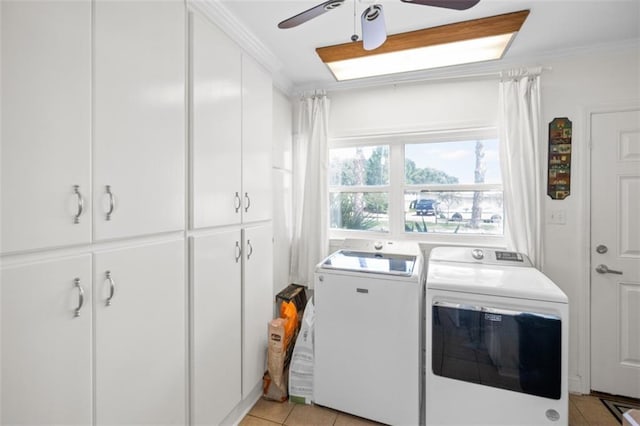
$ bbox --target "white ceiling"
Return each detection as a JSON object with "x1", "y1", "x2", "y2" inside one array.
[{"x1": 215, "y1": 0, "x2": 640, "y2": 92}]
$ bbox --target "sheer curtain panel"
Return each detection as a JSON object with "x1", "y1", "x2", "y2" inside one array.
[
  {"x1": 498, "y1": 69, "x2": 544, "y2": 268},
  {"x1": 290, "y1": 92, "x2": 330, "y2": 287}
]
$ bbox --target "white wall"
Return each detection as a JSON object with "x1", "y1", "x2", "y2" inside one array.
[
  {"x1": 326, "y1": 43, "x2": 640, "y2": 394},
  {"x1": 272, "y1": 87, "x2": 293, "y2": 297},
  {"x1": 329, "y1": 78, "x2": 499, "y2": 138},
  {"x1": 540, "y1": 46, "x2": 640, "y2": 393}
]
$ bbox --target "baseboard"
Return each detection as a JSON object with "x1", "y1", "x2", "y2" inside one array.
[
  {"x1": 569, "y1": 374, "x2": 589, "y2": 395},
  {"x1": 221, "y1": 381, "x2": 263, "y2": 426}
]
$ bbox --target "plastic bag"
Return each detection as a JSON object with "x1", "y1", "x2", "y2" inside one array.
[{"x1": 288, "y1": 297, "x2": 315, "y2": 404}]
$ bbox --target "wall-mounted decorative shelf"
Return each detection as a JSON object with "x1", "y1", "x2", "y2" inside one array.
[{"x1": 547, "y1": 117, "x2": 572, "y2": 200}]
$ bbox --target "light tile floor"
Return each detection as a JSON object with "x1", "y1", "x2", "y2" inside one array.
[{"x1": 240, "y1": 393, "x2": 628, "y2": 426}]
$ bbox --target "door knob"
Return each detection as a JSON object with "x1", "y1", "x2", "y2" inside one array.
[
  {"x1": 595, "y1": 264, "x2": 623, "y2": 275},
  {"x1": 595, "y1": 244, "x2": 608, "y2": 254}
]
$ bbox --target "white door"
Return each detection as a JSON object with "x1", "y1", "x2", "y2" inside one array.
[
  {"x1": 191, "y1": 231, "x2": 242, "y2": 424},
  {"x1": 242, "y1": 224, "x2": 274, "y2": 397},
  {"x1": 94, "y1": 239, "x2": 186, "y2": 424},
  {"x1": 190, "y1": 12, "x2": 242, "y2": 229},
  {"x1": 1, "y1": 255, "x2": 92, "y2": 425},
  {"x1": 241, "y1": 56, "x2": 273, "y2": 223},
  {"x1": 590, "y1": 108, "x2": 640, "y2": 398},
  {"x1": 1, "y1": 0, "x2": 91, "y2": 253},
  {"x1": 93, "y1": 0, "x2": 185, "y2": 241}
]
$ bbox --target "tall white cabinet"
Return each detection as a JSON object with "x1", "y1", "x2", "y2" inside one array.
[
  {"x1": 1, "y1": 2, "x2": 275, "y2": 425},
  {"x1": 93, "y1": 0, "x2": 185, "y2": 241},
  {"x1": 189, "y1": 10, "x2": 274, "y2": 423},
  {"x1": 1, "y1": 255, "x2": 93, "y2": 425},
  {"x1": 1, "y1": 0, "x2": 91, "y2": 253},
  {"x1": 241, "y1": 225, "x2": 274, "y2": 398},
  {"x1": 190, "y1": 12, "x2": 272, "y2": 229},
  {"x1": 94, "y1": 240, "x2": 186, "y2": 425},
  {"x1": 1, "y1": 1, "x2": 188, "y2": 425},
  {"x1": 241, "y1": 56, "x2": 273, "y2": 224},
  {"x1": 191, "y1": 231, "x2": 243, "y2": 425},
  {"x1": 1, "y1": 0, "x2": 186, "y2": 253},
  {"x1": 190, "y1": 13, "x2": 242, "y2": 229}
]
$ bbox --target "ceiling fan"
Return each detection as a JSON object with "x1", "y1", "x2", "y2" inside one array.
[{"x1": 278, "y1": 0, "x2": 480, "y2": 50}]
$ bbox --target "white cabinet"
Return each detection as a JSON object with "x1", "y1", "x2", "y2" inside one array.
[
  {"x1": 93, "y1": 239, "x2": 186, "y2": 425},
  {"x1": 190, "y1": 231, "x2": 242, "y2": 425},
  {"x1": 93, "y1": 0, "x2": 185, "y2": 241},
  {"x1": 190, "y1": 13, "x2": 242, "y2": 229},
  {"x1": 241, "y1": 56, "x2": 273, "y2": 224},
  {"x1": 1, "y1": 255, "x2": 92, "y2": 425},
  {"x1": 1, "y1": 0, "x2": 186, "y2": 253},
  {"x1": 242, "y1": 224, "x2": 274, "y2": 397},
  {"x1": 191, "y1": 225, "x2": 273, "y2": 414},
  {"x1": 1, "y1": 0, "x2": 91, "y2": 254},
  {"x1": 190, "y1": 12, "x2": 272, "y2": 229}
]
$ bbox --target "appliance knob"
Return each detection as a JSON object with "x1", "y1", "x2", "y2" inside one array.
[
  {"x1": 545, "y1": 409, "x2": 560, "y2": 422},
  {"x1": 471, "y1": 249, "x2": 484, "y2": 260}
]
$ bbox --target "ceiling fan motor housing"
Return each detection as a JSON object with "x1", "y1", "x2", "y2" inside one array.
[{"x1": 362, "y1": 4, "x2": 387, "y2": 50}]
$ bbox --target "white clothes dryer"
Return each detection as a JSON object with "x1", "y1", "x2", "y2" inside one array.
[
  {"x1": 425, "y1": 247, "x2": 569, "y2": 426},
  {"x1": 314, "y1": 239, "x2": 424, "y2": 426}
]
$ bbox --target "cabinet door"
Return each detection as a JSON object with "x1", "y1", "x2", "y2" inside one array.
[
  {"x1": 241, "y1": 55, "x2": 273, "y2": 223},
  {"x1": 1, "y1": 0, "x2": 91, "y2": 253},
  {"x1": 1, "y1": 255, "x2": 92, "y2": 425},
  {"x1": 93, "y1": 0, "x2": 185, "y2": 241},
  {"x1": 242, "y1": 224, "x2": 274, "y2": 397},
  {"x1": 190, "y1": 12, "x2": 242, "y2": 229},
  {"x1": 94, "y1": 239, "x2": 186, "y2": 425},
  {"x1": 191, "y1": 231, "x2": 242, "y2": 424}
]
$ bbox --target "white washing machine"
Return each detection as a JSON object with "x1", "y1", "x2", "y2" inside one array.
[
  {"x1": 314, "y1": 239, "x2": 424, "y2": 426},
  {"x1": 425, "y1": 247, "x2": 569, "y2": 426}
]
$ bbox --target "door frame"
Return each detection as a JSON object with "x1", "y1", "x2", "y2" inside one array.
[{"x1": 581, "y1": 102, "x2": 640, "y2": 395}]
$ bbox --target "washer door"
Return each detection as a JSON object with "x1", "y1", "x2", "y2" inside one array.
[{"x1": 432, "y1": 301, "x2": 562, "y2": 399}]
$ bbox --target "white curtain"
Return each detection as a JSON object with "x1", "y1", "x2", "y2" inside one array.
[
  {"x1": 289, "y1": 92, "x2": 330, "y2": 287},
  {"x1": 498, "y1": 69, "x2": 544, "y2": 268}
]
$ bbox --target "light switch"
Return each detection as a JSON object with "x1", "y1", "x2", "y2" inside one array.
[{"x1": 547, "y1": 209, "x2": 566, "y2": 225}]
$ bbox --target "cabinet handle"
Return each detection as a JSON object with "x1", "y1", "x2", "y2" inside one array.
[
  {"x1": 105, "y1": 270, "x2": 116, "y2": 306},
  {"x1": 244, "y1": 192, "x2": 251, "y2": 213},
  {"x1": 105, "y1": 185, "x2": 115, "y2": 221},
  {"x1": 235, "y1": 241, "x2": 242, "y2": 263},
  {"x1": 73, "y1": 277, "x2": 84, "y2": 318},
  {"x1": 234, "y1": 192, "x2": 242, "y2": 213},
  {"x1": 73, "y1": 185, "x2": 84, "y2": 224},
  {"x1": 246, "y1": 239, "x2": 253, "y2": 260}
]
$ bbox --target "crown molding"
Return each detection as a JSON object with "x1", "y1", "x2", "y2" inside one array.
[{"x1": 187, "y1": 0, "x2": 294, "y2": 94}]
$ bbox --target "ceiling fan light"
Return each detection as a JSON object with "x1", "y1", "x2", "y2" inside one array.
[
  {"x1": 316, "y1": 10, "x2": 529, "y2": 81},
  {"x1": 361, "y1": 4, "x2": 387, "y2": 51},
  {"x1": 326, "y1": 33, "x2": 514, "y2": 80}
]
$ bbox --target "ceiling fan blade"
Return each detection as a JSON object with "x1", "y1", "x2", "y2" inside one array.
[
  {"x1": 278, "y1": 0, "x2": 346, "y2": 29},
  {"x1": 400, "y1": 0, "x2": 480, "y2": 10}
]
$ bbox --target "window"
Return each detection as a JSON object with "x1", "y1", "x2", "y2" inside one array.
[
  {"x1": 328, "y1": 130, "x2": 503, "y2": 240},
  {"x1": 329, "y1": 145, "x2": 390, "y2": 232}
]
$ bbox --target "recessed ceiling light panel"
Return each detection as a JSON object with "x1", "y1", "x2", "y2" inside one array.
[{"x1": 316, "y1": 10, "x2": 530, "y2": 81}]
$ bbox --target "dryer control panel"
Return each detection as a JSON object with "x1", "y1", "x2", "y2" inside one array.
[{"x1": 430, "y1": 247, "x2": 532, "y2": 267}]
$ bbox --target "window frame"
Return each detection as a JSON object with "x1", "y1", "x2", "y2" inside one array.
[{"x1": 328, "y1": 127, "x2": 505, "y2": 246}]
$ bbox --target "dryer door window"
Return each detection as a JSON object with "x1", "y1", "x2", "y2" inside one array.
[{"x1": 432, "y1": 302, "x2": 561, "y2": 399}]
